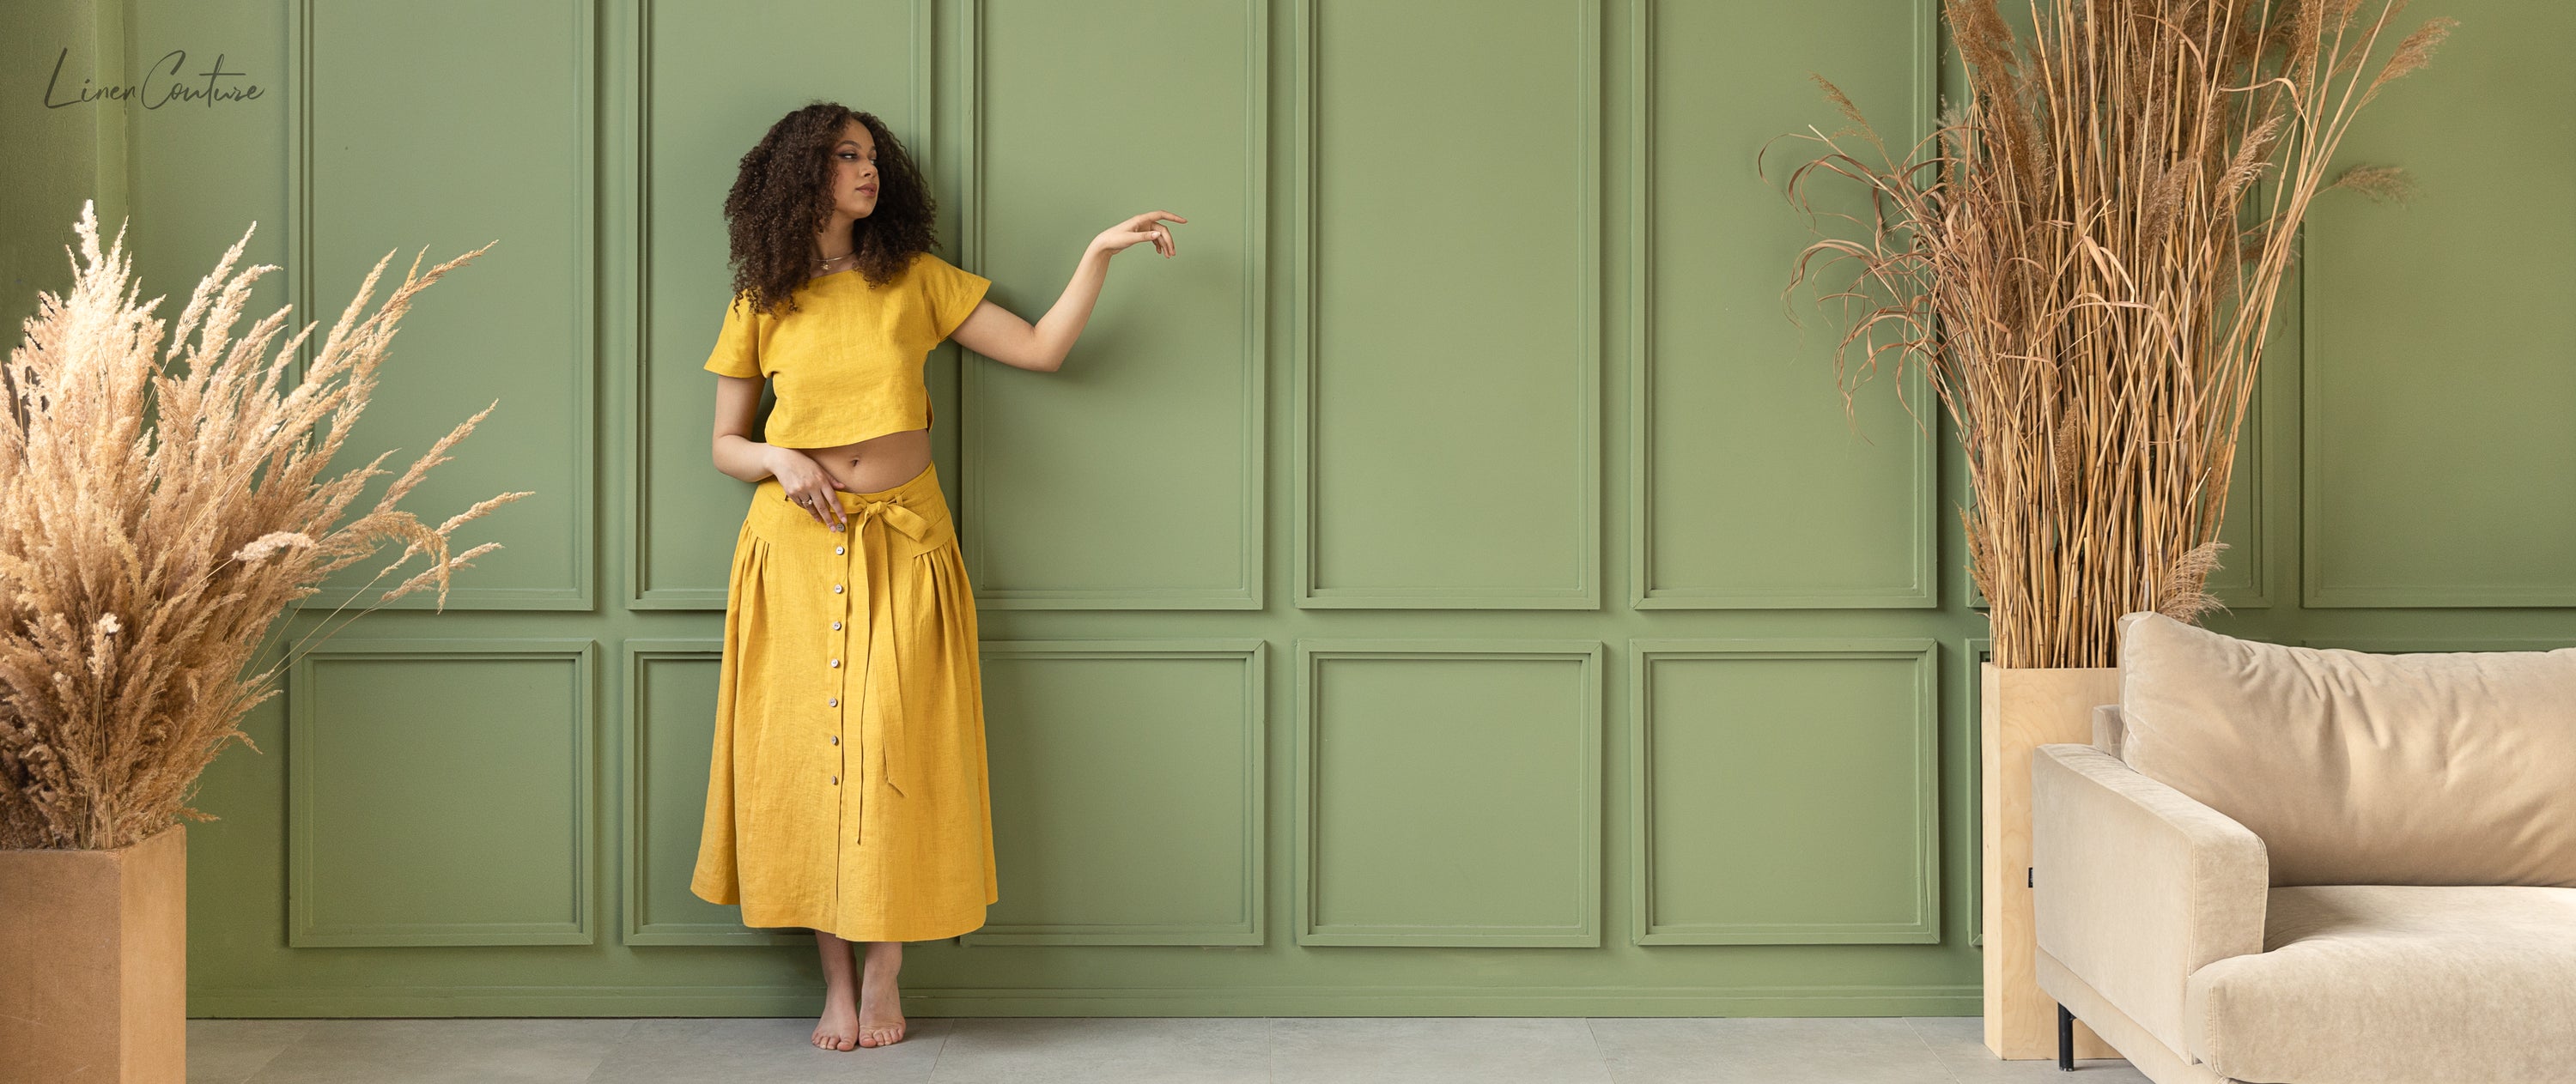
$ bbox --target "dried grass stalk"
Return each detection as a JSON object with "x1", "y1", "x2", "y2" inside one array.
[
  {"x1": 1776, "y1": 0, "x2": 2451, "y2": 667},
  {"x1": 0, "y1": 201, "x2": 530, "y2": 850}
]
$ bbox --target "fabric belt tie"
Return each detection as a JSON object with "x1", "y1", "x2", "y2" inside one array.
[{"x1": 846, "y1": 497, "x2": 931, "y2": 843}]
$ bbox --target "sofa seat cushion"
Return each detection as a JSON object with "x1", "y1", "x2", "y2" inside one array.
[{"x1": 2186, "y1": 885, "x2": 2576, "y2": 1083}]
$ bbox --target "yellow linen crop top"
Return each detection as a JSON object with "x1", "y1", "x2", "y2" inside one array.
[{"x1": 702, "y1": 250, "x2": 993, "y2": 447}]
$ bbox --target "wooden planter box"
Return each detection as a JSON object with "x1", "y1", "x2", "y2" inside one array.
[
  {"x1": 1980, "y1": 663, "x2": 2117, "y2": 1061},
  {"x1": 0, "y1": 823, "x2": 186, "y2": 1083}
]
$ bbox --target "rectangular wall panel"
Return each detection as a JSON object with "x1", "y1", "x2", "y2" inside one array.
[
  {"x1": 959, "y1": 0, "x2": 1267, "y2": 609},
  {"x1": 289, "y1": 0, "x2": 593, "y2": 610},
  {"x1": 1962, "y1": 636, "x2": 1990, "y2": 949},
  {"x1": 2303, "y1": 0, "x2": 2576, "y2": 607},
  {"x1": 1293, "y1": 0, "x2": 1602, "y2": 609},
  {"x1": 1296, "y1": 640, "x2": 1601, "y2": 945},
  {"x1": 630, "y1": 0, "x2": 927, "y2": 609},
  {"x1": 621, "y1": 640, "x2": 804, "y2": 945},
  {"x1": 964, "y1": 641, "x2": 1266, "y2": 945},
  {"x1": 289, "y1": 639, "x2": 597, "y2": 947},
  {"x1": 1631, "y1": 0, "x2": 1932, "y2": 609},
  {"x1": 2202, "y1": 399, "x2": 2269, "y2": 605},
  {"x1": 1630, "y1": 639, "x2": 1938, "y2": 944}
]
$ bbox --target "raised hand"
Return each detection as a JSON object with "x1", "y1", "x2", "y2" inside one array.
[{"x1": 1091, "y1": 210, "x2": 1187, "y2": 259}]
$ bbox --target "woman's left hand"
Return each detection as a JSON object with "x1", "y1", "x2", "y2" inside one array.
[{"x1": 1091, "y1": 210, "x2": 1187, "y2": 258}]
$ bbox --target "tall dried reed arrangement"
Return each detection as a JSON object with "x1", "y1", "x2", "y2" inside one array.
[
  {"x1": 1778, "y1": 0, "x2": 2450, "y2": 667},
  {"x1": 0, "y1": 200, "x2": 528, "y2": 850}
]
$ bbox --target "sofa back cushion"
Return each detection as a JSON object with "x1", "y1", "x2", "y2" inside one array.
[{"x1": 2116, "y1": 612, "x2": 2576, "y2": 887}]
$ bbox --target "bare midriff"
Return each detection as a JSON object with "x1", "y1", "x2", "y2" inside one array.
[{"x1": 781, "y1": 427, "x2": 931, "y2": 495}]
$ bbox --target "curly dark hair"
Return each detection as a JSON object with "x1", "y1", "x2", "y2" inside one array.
[{"x1": 720, "y1": 102, "x2": 939, "y2": 318}]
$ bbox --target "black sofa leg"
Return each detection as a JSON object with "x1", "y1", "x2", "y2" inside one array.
[{"x1": 2057, "y1": 1002, "x2": 2076, "y2": 1071}]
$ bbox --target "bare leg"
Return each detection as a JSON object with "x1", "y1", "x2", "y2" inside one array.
[
  {"x1": 811, "y1": 930, "x2": 860, "y2": 1051},
  {"x1": 857, "y1": 940, "x2": 908, "y2": 1047}
]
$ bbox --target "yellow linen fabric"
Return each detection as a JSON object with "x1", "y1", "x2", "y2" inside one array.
[
  {"x1": 690, "y1": 460, "x2": 998, "y2": 942},
  {"x1": 702, "y1": 251, "x2": 993, "y2": 448}
]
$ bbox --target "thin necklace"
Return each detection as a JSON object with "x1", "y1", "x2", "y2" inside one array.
[{"x1": 813, "y1": 245, "x2": 857, "y2": 271}]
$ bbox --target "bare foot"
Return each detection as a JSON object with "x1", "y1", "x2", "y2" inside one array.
[
  {"x1": 857, "y1": 950, "x2": 907, "y2": 1047},
  {"x1": 812, "y1": 983, "x2": 860, "y2": 1051}
]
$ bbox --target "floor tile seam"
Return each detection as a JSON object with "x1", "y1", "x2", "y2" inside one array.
[
  {"x1": 569, "y1": 1018, "x2": 644, "y2": 1083},
  {"x1": 1581, "y1": 1017, "x2": 1617, "y2": 1083},
  {"x1": 922, "y1": 1013, "x2": 955, "y2": 1081},
  {"x1": 233, "y1": 1020, "x2": 314, "y2": 1084},
  {"x1": 1900, "y1": 1016, "x2": 1975, "y2": 1084}
]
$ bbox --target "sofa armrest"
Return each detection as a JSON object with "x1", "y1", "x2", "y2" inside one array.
[
  {"x1": 2091, "y1": 704, "x2": 2125, "y2": 756},
  {"x1": 2032, "y1": 742, "x2": 2269, "y2": 1059}
]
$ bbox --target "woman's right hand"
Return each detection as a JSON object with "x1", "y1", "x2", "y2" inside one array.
[{"x1": 765, "y1": 445, "x2": 851, "y2": 531}]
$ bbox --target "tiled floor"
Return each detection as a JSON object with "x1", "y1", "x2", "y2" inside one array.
[{"x1": 188, "y1": 1014, "x2": 2152, "y2": 1083}]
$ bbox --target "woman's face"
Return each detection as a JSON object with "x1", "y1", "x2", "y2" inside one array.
[{"x1": 829, "y1": 118, "x2": 880, "y2": 219}]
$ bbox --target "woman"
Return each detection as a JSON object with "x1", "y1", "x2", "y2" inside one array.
[{"x1": 689, "y1": 102, "x2": 1182, "y2": 1052}]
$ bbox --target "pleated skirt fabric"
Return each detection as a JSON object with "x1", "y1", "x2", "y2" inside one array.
[{"x1": 690, "y1": 460, "x2": 998, "y2": 942}]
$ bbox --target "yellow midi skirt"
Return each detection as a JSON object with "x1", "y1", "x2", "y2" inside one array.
[{"x1": 690, "y1": 459, "x2": 998, "y2": 942}]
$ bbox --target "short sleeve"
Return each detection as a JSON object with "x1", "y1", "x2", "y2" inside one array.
[
  {"x1": 702, "y1": 293, "x2": 762, "y2": 378},
  {"x1": 917, "y1": 252, "x2": 993, "y2": 342}
]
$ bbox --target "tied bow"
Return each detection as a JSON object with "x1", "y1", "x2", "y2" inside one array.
[
  {"x1": 848, "y1": 498, "x2": 933, "y2": 543},
  {"x1": 841, "y1": 495, "x2": 933, "y2": 839}
]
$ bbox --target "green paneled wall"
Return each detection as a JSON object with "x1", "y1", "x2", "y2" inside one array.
[
  {"x1": 1631, "y1": 641, "x2": 1938, "y2": 945},
  {"x1": 1297, "y1": 641, "x2": 1603, "y2": 946},
  {"x1": 1299, "y1": 0, "x2": 1601, "y2": 607},
  {"x1": 972, "y1": 641, "x2": 1266, "y2": 946},
  {"x1": 2301, "y1": 1, "x2": 2576, "y2": 607},
  {"x1": 1637, "y1": 0, "x2": 1935, "y2": 609},
  {"x1": 1, "y1": 0, "x2": 2560, "y2": 1018},
  {"x1": 963, "y1": 0, "x2": 1266, "y2": 609},
  {"x1": 285, "y1": 3, "x2": 598, "y2": 610}
]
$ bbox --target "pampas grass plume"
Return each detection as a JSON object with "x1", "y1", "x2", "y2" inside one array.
[{"x1": 0, "y1": 201, "x2": 530, "y2": 849}]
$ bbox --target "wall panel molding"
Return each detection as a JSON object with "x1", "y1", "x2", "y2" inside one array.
[
  {"x1": 1290, "y1": 0, "x2": 1604, "y2": 609},
  {"x1": 1294, "y1": 639, "x2": 1602, "y2": 946},
  {"x1": 1627, "y1": 0, "x2": 1935, "y2": 609},
  {"x1": 956, "y1": 0, "x2": 1269, "y2": 609},
  {"x1": 2297, "y1": 2, "x2": 2576, "y2": 609},
  {"x1": 1961, "y1": 635, "x2": 1989, "y2": 949},
  {"x1": 627, "y1": 0, "x2": 934, "y2": 609},
  {"x1": 1627, "y1": 638, "x2": 1939, "y2": 944},
  {"x1": 619, "y1": 639, "x2": 805, "y2": 945},
  {"x1": 963, "y1": 639, "x2": 1267, "y2": 945},
  {"x1": 187, "y1": 980, "x2": 1982, "y2": 1018},
  {"x1": 286, "y1": 0, "x2": 596, "y2": 611},
  {"x1": 289, "y1": 638, "x2": 598, "y2": 947}
]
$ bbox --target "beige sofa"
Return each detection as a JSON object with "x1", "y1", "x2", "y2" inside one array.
[{"x1": 2030, "y1": 612, "x2": 2576, "y2": 1084}]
